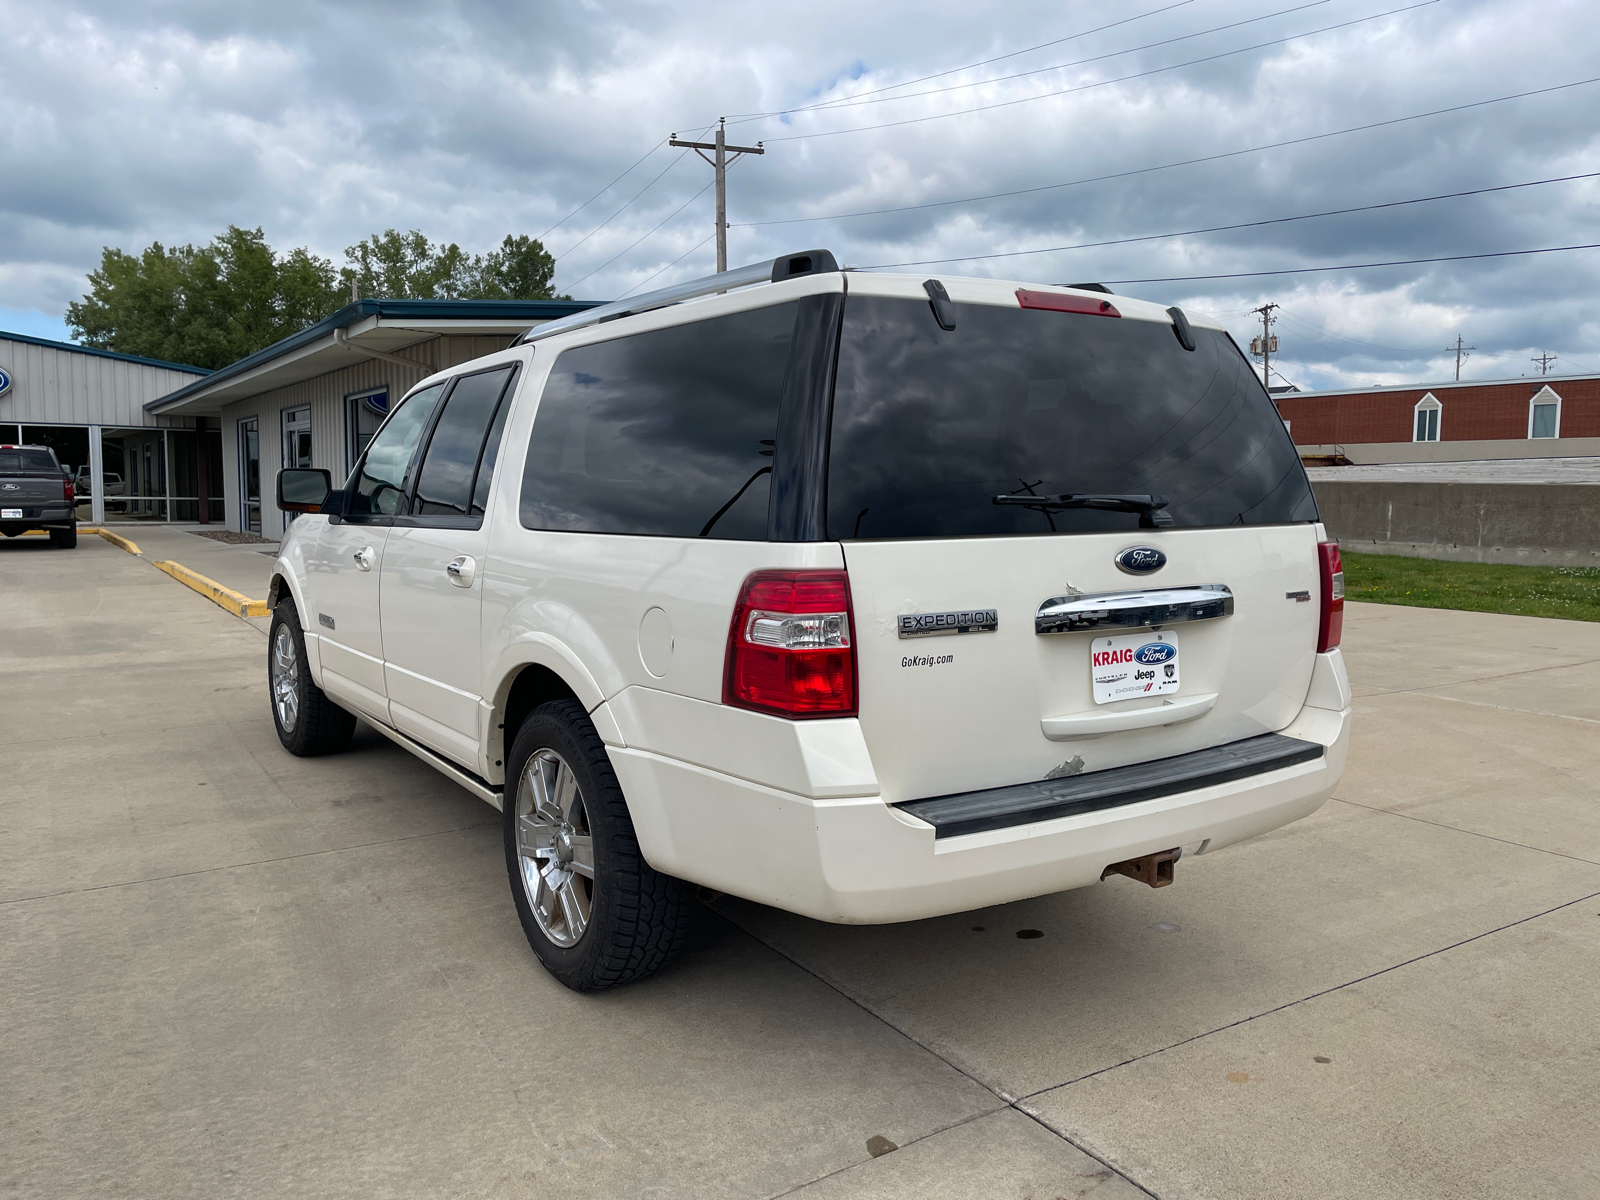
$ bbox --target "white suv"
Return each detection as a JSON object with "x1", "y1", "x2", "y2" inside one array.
[{"x1": 268, "y1": 251, "x2": 1351, "y2": 991}]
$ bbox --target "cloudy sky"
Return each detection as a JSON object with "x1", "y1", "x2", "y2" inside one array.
[{"x1": 1, "y1": 0, "x2": 1596, "y2": 389}]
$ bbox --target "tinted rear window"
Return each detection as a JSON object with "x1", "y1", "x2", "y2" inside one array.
[
  {"x1": 520, "y1": 302, "x2": 797, "y2": 539},
  {"x1": 0, "y1": 449, "x2": 59, "y2": 476},
  {"x1": 826, "y1": 297, "x2": 1316, "y2": 539}
]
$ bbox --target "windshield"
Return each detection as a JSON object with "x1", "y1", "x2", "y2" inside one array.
[
  {"x1": 825, "y1": 297, "x2": 1316, "y2": 539},
  {"x1": 0, "y1": 449, "x2": 60, "y2": 476}
]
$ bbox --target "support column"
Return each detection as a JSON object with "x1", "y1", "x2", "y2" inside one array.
[
  {"x1": 162, "y1": 427, "x2": 173, "y2": 522},
  {"x1": 88, "y1": 425, "x2": 105, "y2": 526},
  {"x1": 196, "y1": 418, "x2": 210, "y2": 524}
]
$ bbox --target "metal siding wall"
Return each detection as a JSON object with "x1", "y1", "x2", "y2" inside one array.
[{"x1": 0, "y1": 336, "x2": 206, "y2": 426}]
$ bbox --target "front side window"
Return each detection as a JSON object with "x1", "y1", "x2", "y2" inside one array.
[
  {"x1": 520, "y1": 302, "x2": 797, "y2": 539},
  {"x1": 413, "y1": 365, "x2": 517, "y2": 517},
  {"x1": 826, "y1": 297, "x2": 1317, "y2": 539},
  {"x1": 347, "y1": 383, "x2": 445, "y2": 517}
]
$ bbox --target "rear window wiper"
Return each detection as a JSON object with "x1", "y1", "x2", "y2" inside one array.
[{"x1": 993, "y1": 492, "x2": 1174, "y2": 528}]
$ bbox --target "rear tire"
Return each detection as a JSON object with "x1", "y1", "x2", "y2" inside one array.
[
  {"x1": 268, "y1": 599, "x2": 356, "y2": 756},
  {"x1": 504, "y1": 699, "x2": 692, "y2": 991},
  {"x1": 50, "y1": 527, "x2": 77, "y2": 549}
]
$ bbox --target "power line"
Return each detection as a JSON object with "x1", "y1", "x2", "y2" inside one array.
[
  {"x1": 557, "y1": 179, "x2": 716, "y2": 293},
  {"x1": 552, "y1": 123, "x2": 714, "y2": 262},
  {"x1": 761, "y1": 0, "x2": 1441, "y2": 143},
  {"x1": 733, "y1": 76, "x2": 1600, "y2": 228},
  {"x1": 617, "y1": 234, "x2": 718, "y2": 300},
  {"x1": 536, "y1": 138, "x2": 668, "y2": 241},
  {"x1": 724, "y1": 0, "x2": 1195, "y2": 123},
  {"x1": 742, "y1": 0, "x2": 1332, "y2": 120},
  {"x1": 557, "y1": 153, "x2": 754, "y2": 294},
  {"x1": 1095, "y1": 242, "x2": 1600, "y2": 284},
  {"x1": 858, "y1": 171, "x2": 1600, "y2": 269},
  {"x1": 1273, "y1": 311, "x2": 1425, "y2": 356}
]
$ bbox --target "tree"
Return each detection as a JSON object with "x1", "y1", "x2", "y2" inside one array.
[
  {"x1": 340, "y1": 230, "x2": 563, "y2": 301},
  {"x1": 67, "y1": 227, "x2": 565, "y2": 369},
  {"x1": 66, "y1": 226, "x2": 342, "y2": 369}
]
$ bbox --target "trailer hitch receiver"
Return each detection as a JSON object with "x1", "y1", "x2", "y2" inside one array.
[{"x1": 1101, "y1": 848, "x2": 1179, "y2": 888}]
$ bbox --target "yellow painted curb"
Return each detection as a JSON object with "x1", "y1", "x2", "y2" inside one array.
[
  {"x1": 81, "y1": 527, "x2": 141, "y2": 555},
  {"x1": 151, "y1": 559, "x2": 270, "y2": 618}
]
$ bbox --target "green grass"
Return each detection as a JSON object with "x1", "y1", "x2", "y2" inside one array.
[{"x1": 1342, "y1": 551, "x2": 1600, "y2": 623}]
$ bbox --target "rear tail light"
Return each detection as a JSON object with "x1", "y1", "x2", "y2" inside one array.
[
  {"x1": 1317, "y1": 541, "x2": 1344, "y2": 653},
  {"x1": 724, "y1": 570, "x2": 857, "y2": 717},
  {"x1": 63, "y1": 478, "x2": 74, "y2": 502}
]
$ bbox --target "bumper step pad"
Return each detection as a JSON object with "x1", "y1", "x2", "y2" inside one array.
[{"x1": 896, "y1": 732, "x2": 1324, "y2": 839}]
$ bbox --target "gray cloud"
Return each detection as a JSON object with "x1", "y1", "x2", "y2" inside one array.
[{"x1": 1, "y1": 0, "x2": 1596, "y2": 384}]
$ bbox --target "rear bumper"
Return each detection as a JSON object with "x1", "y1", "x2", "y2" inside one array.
[
  {"x1": 1, "y1": 514, "x2": 75, "y2": 534},
  {"x1": 608, "y1": 681, "x2": 1351, "y2": 925}
]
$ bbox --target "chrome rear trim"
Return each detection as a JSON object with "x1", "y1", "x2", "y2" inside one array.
[{"x1": 1036, "y1": 583, "x2": 1233, "y2": 635}]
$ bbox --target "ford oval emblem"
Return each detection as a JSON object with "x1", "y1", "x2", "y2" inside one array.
[
  {"x1": 1134, "y1": 642, "x2": 1176, "y2": 665},
  {"x1": 1115, "y1": 546, "x2": 1166, "y2": 575}
]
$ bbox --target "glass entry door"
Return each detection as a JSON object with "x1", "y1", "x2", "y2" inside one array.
[{"x1": 239, "y1": 418, "x2": 260, "y2": 533}]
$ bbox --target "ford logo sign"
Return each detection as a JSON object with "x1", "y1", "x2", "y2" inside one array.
[
  {"x1": 1134, "y1": 642, "x2": 1176, "y2": 665},
  {"x1": 1115, "y1": 546, "x2": 1166, "y2": 574},
  {"x1": 0, "y1": 365, "x2": 11, "y2": 396}
]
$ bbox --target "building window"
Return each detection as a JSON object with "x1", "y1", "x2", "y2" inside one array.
[
  {"x1": 1528, "y1": 385, "x2": 1561, "y2": 439},
  {"x1": 284, "y1": 406, "x2": 312, "y2": 468},
  {"x1": 1413, "y1": 392, "x2": 1441, "y2": 442},
  {"x1": 346, "y1": 388, "x2": 389, "y2": 474}
]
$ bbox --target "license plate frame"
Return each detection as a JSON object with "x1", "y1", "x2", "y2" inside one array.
[
  {"x1": 1091, "y1": 630, "x2": 1180, "y2": 705},
  {"x1": 1, "y1": 508, "x2": 22, "y2": 520}
]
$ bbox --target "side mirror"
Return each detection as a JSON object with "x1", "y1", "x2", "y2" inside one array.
[{"x1": 277, "y1": 467, "x2": 333, "y2": 513}]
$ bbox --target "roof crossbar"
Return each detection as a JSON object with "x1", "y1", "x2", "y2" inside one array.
[{"x1": 514, "y1": 249, "x2": 837, "y2": 345}]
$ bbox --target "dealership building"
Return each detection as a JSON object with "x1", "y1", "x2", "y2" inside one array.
[
  {"x1": 142, "y1": 298, "x2": 595, "y2": 535},
  {"x1": 1, "y1": 299, "x2": 593, "y2": 536},
  {"x1": 0, "y1": 330, "x2": 216, "y2": 525}
]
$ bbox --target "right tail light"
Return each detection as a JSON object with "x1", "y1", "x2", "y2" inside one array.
[
  {"x1": 1317, "y1": 541, "x2": 1344, "y2": 653},
  {"x1": 724, "y1": 570, "x2": 857, "y2": 718}
]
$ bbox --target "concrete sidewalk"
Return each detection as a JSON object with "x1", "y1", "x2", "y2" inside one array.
[{"x1": 3, "y1": 535, "x2": 1597, "y2": 1198}]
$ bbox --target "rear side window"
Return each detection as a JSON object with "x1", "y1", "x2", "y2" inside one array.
[
  {"x1": 0, "y1": 449, "x2": 59, "y2": 476},
  {"x1": 826, "y1": 297, "x2": 1317, "y2": 539},
  {"x1": 413, "y1": 365, "x2": 517, "y2": 517},
  {"x1": 520, "y1": 303, "x2": 797, "y2": 539}
]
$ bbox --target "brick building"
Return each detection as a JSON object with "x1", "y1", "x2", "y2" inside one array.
[{"x1": 1276, "y1": 372, "x2": 1600, "y2": 463}]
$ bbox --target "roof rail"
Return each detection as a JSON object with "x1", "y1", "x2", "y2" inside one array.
[{"x1": 514, "y1": 249, "x2": 838, "y2": 346}]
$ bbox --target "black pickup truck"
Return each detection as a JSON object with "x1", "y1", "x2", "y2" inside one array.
[{"x1": 0, "y1": 445, "x2": 77, "y2": 548}]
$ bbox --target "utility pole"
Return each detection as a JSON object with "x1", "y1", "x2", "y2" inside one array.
[
  {"x1": 1249, "y1": 303, "x2": 1279, "y2": 390},
  {"x1": 1446, "y1": 334, "x2": 1475, "y2": 381},
  {"x1": 1531, "y1": 351, "x2": 1558, "y2": 375},
  {"x1": 670, "y1": 119, "x2": 764, "y2": 273}
]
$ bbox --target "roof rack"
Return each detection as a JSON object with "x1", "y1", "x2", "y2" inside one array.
[{"x1": 513, "y1": 249, "x2": 838, "y2": 345}]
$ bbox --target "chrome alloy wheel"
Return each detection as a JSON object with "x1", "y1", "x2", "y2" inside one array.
[
  {"x1": 514, "y1": 749, "x2": 595, "y2": 948},
  {"x1": 270, "y1": 624, "x2": 300, "y2": 733}
]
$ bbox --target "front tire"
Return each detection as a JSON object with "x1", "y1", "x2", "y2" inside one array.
[
  {"x1": 268, "y1": 599, "x2": 356, "y2": 756},
  {"x1": 504, "y1": 700, "x2": 692, "y2": 991}
]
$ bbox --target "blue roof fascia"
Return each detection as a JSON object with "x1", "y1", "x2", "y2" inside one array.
[
  {"x1": 145, "y1": 297, "x2": 601, "y2": 413},
  {"x1": 0, "y1": 329, "x2": 211, "y2": 375}
]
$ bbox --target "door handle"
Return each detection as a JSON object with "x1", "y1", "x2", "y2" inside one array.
[
  {"x1": 446, "y1": 555, "x2": 476, "y2": 588},
  {"x1": 1041, "y1": 693, "x2": 1218, "y2": 741},
  {"x1": 353, "y1": 546, "x2": 375, "y2": 572}
]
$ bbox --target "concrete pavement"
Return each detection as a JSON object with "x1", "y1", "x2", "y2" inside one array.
[{"x1": 3, "y1": 534, "x2": 1597, "y2": 1198}]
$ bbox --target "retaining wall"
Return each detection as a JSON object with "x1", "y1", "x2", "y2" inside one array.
[{"x1": 1312, "y1": 481, "x2": 1600, "y2": 567}]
